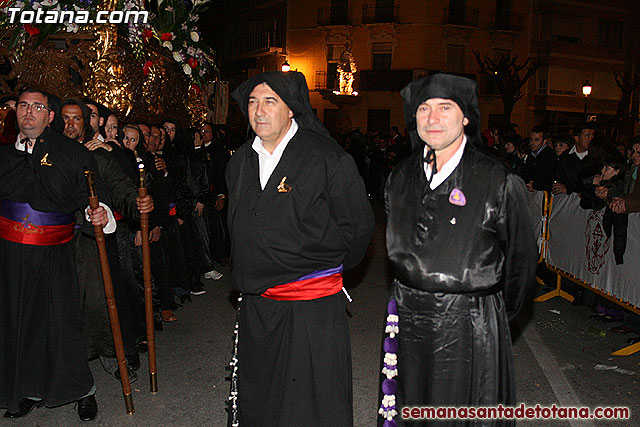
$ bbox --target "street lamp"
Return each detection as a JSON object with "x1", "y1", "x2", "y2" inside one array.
[
  {"x1": 582, "y1": 80, "x2": 592, "y2": 115},
  {"x1": 281, "y1": 60, "x2": 290, "y2": 72}
]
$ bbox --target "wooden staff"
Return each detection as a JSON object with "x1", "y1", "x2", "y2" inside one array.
[
  {"x1": 84, "y1": 170, "x2": 135, "y2": 414},
  {"x1": 138, "y1": 163, "x2": 158, "y2": 392}
]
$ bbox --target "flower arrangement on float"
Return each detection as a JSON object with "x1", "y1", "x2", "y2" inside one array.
[
  {"x1": 0, "y1": 0, "x2": 215, "y2": 88},
  {"x1": 123, "y1": 0, "x2": 215, "y2": 88},
  {"x1": 0, "y1": 0, "x2": 100, "y2": 51}
]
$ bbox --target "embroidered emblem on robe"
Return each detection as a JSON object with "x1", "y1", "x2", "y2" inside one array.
[
  {"x1": 449, "y1": 188, "x2": 466, "y2": 206},
  {"x1": 40, "y1": 153, "x2": 52, "y2": 166},
  {"x1": 277, "y1": 176, "x2": 292, "y2": 193}
]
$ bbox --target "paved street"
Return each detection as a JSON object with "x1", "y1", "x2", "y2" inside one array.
[{"x1": 4, "y1": 202, "x2": 638, "y2": 426}]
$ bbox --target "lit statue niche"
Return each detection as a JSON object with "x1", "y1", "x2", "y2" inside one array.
[{"x1": 336, "y1": 44, "x2": 358, "y2": 96}]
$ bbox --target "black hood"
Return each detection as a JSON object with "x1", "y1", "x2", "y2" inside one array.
[
  {"x1": 231, "y1": 71, "x2": 331, "y2": 140},
  {"x1": 400, "y1": 73, "x2": 482, "y2": 151}
]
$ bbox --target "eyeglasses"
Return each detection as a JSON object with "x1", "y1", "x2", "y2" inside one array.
[{"x1": 16, "y1": 101, "x2": 49, "y2": 112}]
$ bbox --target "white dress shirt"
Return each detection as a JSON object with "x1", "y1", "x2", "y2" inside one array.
[
  {"x1": 424, "y1": 135, "x2": 467, "y2": 190},
  {"x1": 252, "y1": 118, "x2": 299, "y2": 190}
]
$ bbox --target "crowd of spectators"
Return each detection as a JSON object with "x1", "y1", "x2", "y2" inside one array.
[
  {"x1": 1, "y1": 93, "x2": 233, "y2": 386},
  {"x1": 481, "y1": 122, "x2": 640, "y2": 342}
]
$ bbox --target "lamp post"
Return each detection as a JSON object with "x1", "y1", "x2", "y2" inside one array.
[{"x1": 582, "y1": 80, "x2": 592, "y2": 117}]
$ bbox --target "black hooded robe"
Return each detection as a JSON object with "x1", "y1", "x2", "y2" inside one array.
[
  {"x1": 380, "y1": 74, "x2": 537, "y2": 426},
  {"x1": 0, "y1": 128, "x2": 101, "y2": 413},
  {"x1": 228, "y1": 72, "x2": 374, "y2": 427}
]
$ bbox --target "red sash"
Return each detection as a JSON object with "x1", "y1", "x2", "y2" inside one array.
[
  {"x1": 261, "y1": 273, "x2": 343, "y2": 301},
  {"x1": 0, "y1": 201, "x2": 74, "y2": 246},
  {"x1": 0, "y1": 216, "x2": 74, "y2": 245}
]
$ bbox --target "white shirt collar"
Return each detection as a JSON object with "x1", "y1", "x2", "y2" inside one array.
[
  {"x1": 15, "y1": 133, "x2": 35, "y2": 154},
  {"x1": 424, "y1": 134, "x2": 467, "y2": 190},
  {"x1": 569, "y1": 145, "x2": 588, "y2": 160},
  {"x1": 252, "y1": 118, "x2": 298, "y2": 190}
]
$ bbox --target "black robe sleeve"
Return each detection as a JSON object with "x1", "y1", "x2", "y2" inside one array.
[
  {"x1": 498, "y1": 173, "x2": 538, "y2": 321},
  {"x1": 327, "y1": 153, "x2": 374, "y2": 269}
]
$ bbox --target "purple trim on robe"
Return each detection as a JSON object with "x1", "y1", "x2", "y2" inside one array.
[
  {"x1": 296, "y1": 265, "x2": 344, "y2": 281},
  {"x1": 0, "y1": 200, "x2": 73, "y2": 226}
]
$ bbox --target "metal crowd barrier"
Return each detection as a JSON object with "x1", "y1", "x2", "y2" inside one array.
[{"x1": 531, "y1": 191, "x2": 640, "y2": 356}]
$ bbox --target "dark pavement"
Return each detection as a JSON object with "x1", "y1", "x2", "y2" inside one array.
[{"x1": 3, "y1": 202, "x2": 638, "y2": 426}]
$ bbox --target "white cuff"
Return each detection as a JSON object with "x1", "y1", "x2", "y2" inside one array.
[{"x1": 85, "y1": 202, "x2": 117, "y2": 234}]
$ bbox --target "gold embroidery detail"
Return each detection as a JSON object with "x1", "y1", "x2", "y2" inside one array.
[
  {"x1": 40, "y1": 153, "x2": 53, "y2": 167},
  {"x1": 14, "y1": 215, "x2": 43, "y2": 235},
  {"x1": 277, "y1": 176, "x2": 292, "y2": 193}
]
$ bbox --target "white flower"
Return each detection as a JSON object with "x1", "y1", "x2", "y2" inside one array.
[
  {"x1": 162, "y1": 41, "x2": 173, "y2": 50},
  {"x1": 183, "y1": 64, "x2": 192, "y2": 75},
  {"x1": 14, "y1": 1, "x2": 25, "y2": 8},
  {"x1": 190, "y1": 31, "x2": 199, "y2": 42},
  {"x1": 189, "y1": 14, "x2": 198, "y2": 22},
  {"x1": 181, "y1": 23, "x2": 188, "y2": 30},
  {"x1": 173, "y1": 52, "x2": 183, "y2": 62},
  {"x1": 65, "y1": 23, "x2": 79, "y2": 33},
  {"x1": 187, "y1": 46, "x2": 196, "y2": 56},
  {"x1": 32, "y1": 2, "x2": 41, "y2": 9}
]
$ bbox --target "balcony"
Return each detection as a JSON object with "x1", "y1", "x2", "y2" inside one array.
[
  {"x1": 225, "y1": 31, "x2": 282, "y2": 58},
  {"x1": 490, "y1": 13, "x2": 525, "y2": 32},
  {"x1": 442, "y1": 6, "x2": 479, "y2": 27},
  {"x1": 362, "y1": 3, "x2": 399, "y2": 24},
  {"x1": 317, "y1": 7, "x2": 352, "y2": 26}
]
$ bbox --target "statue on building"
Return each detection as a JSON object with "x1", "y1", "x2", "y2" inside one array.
[{"x1": 337, "y1": 42, "x2": 357, "y2": 95}]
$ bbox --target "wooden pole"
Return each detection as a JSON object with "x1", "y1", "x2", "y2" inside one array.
[
  {"x1": 84, "y1": 170, "x2": 134, "y2": 414},
  {"x1": 138, "y1": 164, "x2": 158, "y2": 392}
]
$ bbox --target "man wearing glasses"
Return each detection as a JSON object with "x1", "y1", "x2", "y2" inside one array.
[{"x1": 0, "y1": 89, "x2": 111, "y2": 421}]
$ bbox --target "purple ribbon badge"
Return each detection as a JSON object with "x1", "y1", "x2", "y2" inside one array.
[{"x1": 449, "y1": 188, "x2": 466, "y2": 206}]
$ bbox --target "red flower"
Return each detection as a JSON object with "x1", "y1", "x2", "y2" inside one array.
[
  {"x1": 160, "y1": 32, "x2": 173, "y2": 41},
  {"x1": 143, "y1": 29, "x2": 153, "y2": 42},
  {"x1": 190, "y1": 84, "x2": 201, "y2": 95},
  {"x1": 143, "y1": 61, "x2": 153, "y2": 76},
  {"x1": 24, "y1": 24, "x2": 40, "y2": 36},
  {"x1": 188, "y1": 57, "x2": 198, "y2": 69}
]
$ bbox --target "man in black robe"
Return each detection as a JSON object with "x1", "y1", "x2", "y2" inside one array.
[
  {"x1": 0, "y1": 88, "x2": 111, "y2": 420},
  {"x1": 379, "y1": 74, "x2": 537, "y2": 426},
  {"x1": 227, "y1": 71, "x2": 374, "y2": 426},
  {"x1": 61, "y1": 99, "x2": 152, "y2": 379}
]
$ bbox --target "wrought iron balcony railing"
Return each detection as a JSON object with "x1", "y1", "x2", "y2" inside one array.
[
  {"x1": 317, "y1": 7, "x2": 352, "y2": 26},
  {"x1": 225, "y1": 31, "x2": 282, "y2": 57},
  {"x1": 490, "y1": 13, "x2": 524, "y2": 32},
  {"x1": 362, "y1": 3, "x2": 399, "y2": 24},
  {"x1": 442, "y1": 6, "x2": 479, "y2": 27}
]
